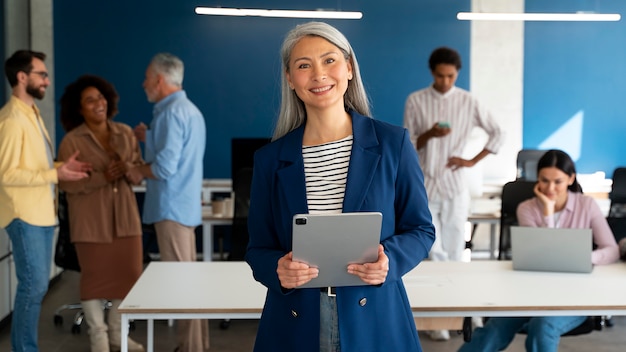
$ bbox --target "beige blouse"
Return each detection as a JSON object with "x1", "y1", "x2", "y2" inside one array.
[{"x1": 58, "y1": 121, "x2": 143, "y2": 243}]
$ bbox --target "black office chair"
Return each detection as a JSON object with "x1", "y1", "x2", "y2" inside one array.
[
  {"x1": 603, "y1": 167, "x2": 626, "y2": 328},
  {"x1": 516, "y1": 149, "x2": 546, "y2": 181},
  {"x1": 498, "y1": 180, "x2": 536, "y2": 260},
  {"x1": 607, "y1": 167, "x2": 626, "y2": 246},
  {"x1": 228, "y1": 167, "x2": 254, "y2": 261}
]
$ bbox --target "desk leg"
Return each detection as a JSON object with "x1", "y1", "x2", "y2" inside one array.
[
  {"x1": 490, "y1": 223, "x2": 496, "y2": 260},
  {"x1": 202, "y1": 221, "x2": 213, "y2": 262},
  {"x1": 121, "y1": 315, "x2": 128, "y2": 352},
  {"x1": 147, "y1": 319, "x2": 154, "y2": 352}
]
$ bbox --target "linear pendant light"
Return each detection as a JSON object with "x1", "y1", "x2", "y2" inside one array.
[
  {"x1": 457, "y1": 12, "x2": 621, "y2": 22},
  {"x1": 195, "y1": 7, "x2": 363, "y2": 20}
]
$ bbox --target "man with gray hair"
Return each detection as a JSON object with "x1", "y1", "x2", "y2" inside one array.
[{"x1": 128, "y1": 53, "x2": 208, "y2": 352}]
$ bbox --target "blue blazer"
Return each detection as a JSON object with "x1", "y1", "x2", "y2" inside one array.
[{"x1": 246, "y1": 111, "x2": 435, "y2": 352}]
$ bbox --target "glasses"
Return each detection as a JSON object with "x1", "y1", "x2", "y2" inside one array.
[{"x1": 29, "y1": 71, "x2": 49, "y2": 79}]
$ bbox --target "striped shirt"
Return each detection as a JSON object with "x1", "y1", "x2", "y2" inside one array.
[
  {"x1": 303, "y1": 135, "x2": 352, "y2": 214},
  {"x1": 403, "y1": 86, "x2": 503, "y2": 200}
]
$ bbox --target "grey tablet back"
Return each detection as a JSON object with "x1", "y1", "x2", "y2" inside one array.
[
  {"x1": 511, "y1": 226, "x2": 593, "y2": 273},
  {"x1": 292, "y1": 212, "x2": 382, "y2": 288}
]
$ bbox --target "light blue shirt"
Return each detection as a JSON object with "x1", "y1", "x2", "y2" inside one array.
[{"x1": 142, "y1": 90, "x2": 206, "y2": 227}]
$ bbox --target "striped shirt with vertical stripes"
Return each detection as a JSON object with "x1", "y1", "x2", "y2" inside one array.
[
  {"x1": 303, "y1": 135, "x2": 352, "y2": 214},
  {"x1": 403, "y1": 86, "x2": 503, "y2": 200}
]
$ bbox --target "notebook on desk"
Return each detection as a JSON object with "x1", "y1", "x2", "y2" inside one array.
[
  {"x1": 510, "y1": 226, "x2": 593, "y2": 273},
  {"x1": 292, "y1": 212, "x2": 382, "y2": 288}
]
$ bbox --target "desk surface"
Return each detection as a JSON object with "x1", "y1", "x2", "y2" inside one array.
[
  {"x1": 405, "y1": 261, "x2": 626, "y2": 316},
  {"x1": 120, "y1": 260, "x2": 626, "y2": 317}
]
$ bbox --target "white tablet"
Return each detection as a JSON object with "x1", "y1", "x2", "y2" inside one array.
[{"x1": 292, "y1": 212, "x2": 382, "y2": 288}]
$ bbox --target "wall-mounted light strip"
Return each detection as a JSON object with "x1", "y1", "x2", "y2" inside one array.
[
  {"x1": 457, "y1": 12, "x2": 621, "y2": 22},
  {"x1": 195, "y1": 7, "x2": 363, "y2": 20}
]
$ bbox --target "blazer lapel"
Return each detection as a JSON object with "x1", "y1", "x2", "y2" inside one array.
[
  {"x1": 343, "y1": 112, "x2": 381, "y2": 212},
  {"x1": 276, "y1": 126, "x2": 309, "y2": 216}
]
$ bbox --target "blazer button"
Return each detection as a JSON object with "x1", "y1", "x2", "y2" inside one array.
[
  {"x1": 291, "y1": 310, "x2": 298, "y2": 317},
  {"x1": 359, "y1": 298, "x2": 367, "y2": 306}
]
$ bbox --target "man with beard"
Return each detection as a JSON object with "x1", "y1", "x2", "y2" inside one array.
[{"x1": 0, "y1": 50, "x2": 90, "y2": 352}]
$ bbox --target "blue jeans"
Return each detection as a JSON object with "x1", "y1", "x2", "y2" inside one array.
[
  {"x1": 6, "y1": 219, "x2": 54, "y2": 352},
  {"x1": 320, "y1": 293, "x2": 340, "y2": 352},
  {"x1": 458, "y1": 316, "x2": 587, "y2": 352}
]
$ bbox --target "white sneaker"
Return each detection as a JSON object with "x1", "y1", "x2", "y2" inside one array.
[
  {"x1": 428, "y1": 329, "x2": 450, "y2": 341},
  {"x1": 472, "y1": 316, "x2": 484, "y2": 328}
]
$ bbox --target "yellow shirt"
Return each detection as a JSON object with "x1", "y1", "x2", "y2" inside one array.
[{"x1": 0, "y1": 95, "x2": 59, "y2": 228}]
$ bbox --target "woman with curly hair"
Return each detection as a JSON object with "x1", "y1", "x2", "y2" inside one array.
[{"x1": 58, "y1": 75, "x2": 145, "y2": 352}]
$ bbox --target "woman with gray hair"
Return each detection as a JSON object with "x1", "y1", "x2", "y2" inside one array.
[{"x1": 246, "y1": 21, "x2": 435, "y2": 352}]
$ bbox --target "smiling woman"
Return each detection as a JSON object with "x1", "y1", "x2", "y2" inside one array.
[
  {"x1": 245, "y1": 21, "x2": 435, "y2": 352},
  {"x1": 57, "y1": 75, "x2": 146, "y2": 352}
]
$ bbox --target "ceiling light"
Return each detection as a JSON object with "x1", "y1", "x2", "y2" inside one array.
[
  {"x1": 195, "y1": 7, "x2": 363, "y2": 20},
  {"x1": 457, "y1": 12, "x2": 621, "y2": 22}
]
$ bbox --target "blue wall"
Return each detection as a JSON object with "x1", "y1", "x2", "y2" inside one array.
[
  {"x1": 524, "y1": 0, "x2": 626, "y2": 176},
  {"x1": 53, "y1": 0, "x2": 470, "y2": 178}
]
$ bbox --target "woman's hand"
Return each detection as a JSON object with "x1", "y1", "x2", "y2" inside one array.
[
  {"x1": 276, "y1": 252, "x2": 319, "y2": 289},
  {"x1": 534, "y1": 182, "x2": 556, "y2": 216},
  {"x1": 347, "y1": 245, "x2": 389, "y2": 285},
  {"x1": 104, "y1": 160, "x2": 127, "y2": 182}
]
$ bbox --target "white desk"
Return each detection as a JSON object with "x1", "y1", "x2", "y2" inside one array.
[
  {"x1": 467, "y1": 213, "x2": 499, "y2": 259},
  {"x1": 201, "y1": 211, "x2": 232, "y2": 261},
  {"x1": 119, "y1": 260, "x2": 626, "y2": 352}
]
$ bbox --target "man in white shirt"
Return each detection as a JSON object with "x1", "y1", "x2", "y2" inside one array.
[{"x1": 403, "y1": 47, "x2": 504, "y2": 339}]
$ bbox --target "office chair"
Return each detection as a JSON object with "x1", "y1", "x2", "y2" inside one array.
[
  {"x1": 603, "y1": 167, "x2": 626, "y2": 327},
  {"x1": 607, "y1": 167, "x2": 626, "y2": 246},
  {"x1": 228, "y1": 167, "x2": 254, "y2": 261},
  {"x1": 498, "y1": 180, "x2": 536, "y2": 260},
  {"x1": 228, "y1": 137, "x2": 270, "y2": 262},
  {"x1": 516, "y1": 149, "x2": 546, "y2": 181}
]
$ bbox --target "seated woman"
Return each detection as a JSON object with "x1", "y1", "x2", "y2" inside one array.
[{"x1": 459, "y1": 149, "x2": 619, "y2": 352}]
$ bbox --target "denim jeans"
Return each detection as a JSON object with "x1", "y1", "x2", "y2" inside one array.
[
  {"x1": 320, "y1": 293, "x2": 340, "y2": 352},
  {"x1": 6, "y1": 219, "x2": 54, "y2": 352},
  {"x1": 458, "y1": 316, "x2": 587, "y2": 352}
]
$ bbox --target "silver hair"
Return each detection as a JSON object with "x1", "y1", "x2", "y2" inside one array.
[
  {"x1": 273, "y1": 21, "x2": 371, "y2": 141},
  {"x1": 149, "y1": 52, "x2": 184, "y2": 87}
]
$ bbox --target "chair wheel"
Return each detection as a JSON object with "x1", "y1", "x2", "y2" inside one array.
[
  {"x1": 53, "y1": 315, "x2": 63, "y2": 326},
  {"x1": 219, "y1": 320, "x2": 230, "y2": 330},
  {"x1": 71, "y1": 324, "x2": 81, "y2": 334}
]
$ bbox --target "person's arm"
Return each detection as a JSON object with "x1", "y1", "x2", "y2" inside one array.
[
  {"x1": 517, "y1": 196, "x2": 555, "y2": 228},
  {"x1": 473, "y1": 99, "x2": 504, "y2": 157},
  {"x1": 0, "y1": 118, "x2": 59, "y2": 186},
  {"x1": 416, "y1": 123, "x2": 451, "y2": 150},
  {"x1": 374, "y1": 129, "x2": 435, "y2": 283},
  {"x1": 587, "y1": 198, "x2": 620, "y2": 264},
  {"x1": 403, "y1": 95, "x2": 451, "y2": 151},
  {"x1": 57, "y1": 136, "x2": 108, "y2": 194},
  {"x1": 124, "y1": 127, "x2": 147, "y2": 185}
]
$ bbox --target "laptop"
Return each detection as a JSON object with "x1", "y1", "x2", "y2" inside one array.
[
  {"x1": 292, "y1": 212, "x2": 382, "y2": 288},
  {"x1": 510, "y1": 226, "x2": 593, "y2": 273}
]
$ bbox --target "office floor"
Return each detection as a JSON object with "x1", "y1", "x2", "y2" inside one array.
[{"x1": 1, "y1": 229, "x2": 626, "y2": 352}]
